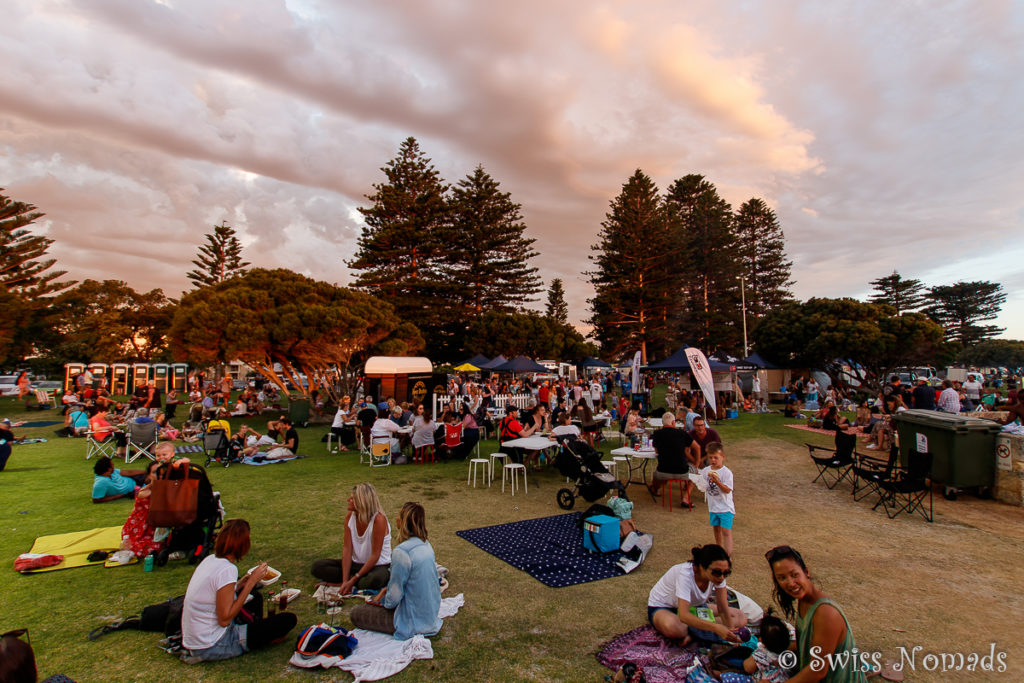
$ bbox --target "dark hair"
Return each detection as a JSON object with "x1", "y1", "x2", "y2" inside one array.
[
  {"x1": 706, "y1": 441, "x2": 724, "y2": 456},
  {"x1": 0, "y1": 632, "x2": 36, "y2": 683},
  {"x1": 214, "y1": 518, "x2": 252, "y2": 560},
  {"x1": 765, "y1": 545, "x2": 809, "y2": 620},
  {"x1": 279, "y1": 417, "x2": 292, "y2": 426},
  {"x1": 690, "y1": 544, "x2": 730, "y2": 569},
  {"x1": 759, "y1": 607, "x2": 790, "y2": 655},
  {"x1": 93, "y1": 456, "x2": 113, "y2": 476}
]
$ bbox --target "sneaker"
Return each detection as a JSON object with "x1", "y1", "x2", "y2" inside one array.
[
  {"x1": 866, "y1": 443, "x2": 878, "y2": 450},
  {"x1": 168, "y1": 551, "x2": 187, "y2": 561}
]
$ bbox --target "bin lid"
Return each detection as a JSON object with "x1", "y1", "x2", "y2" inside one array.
[{"x1": 893, "y1": 409, "x2": 1002, "y2": 432}]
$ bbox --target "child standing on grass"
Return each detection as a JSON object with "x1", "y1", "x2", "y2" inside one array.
[{"x1": 700, "y1": 442, "x2": 734, "y2": 556}]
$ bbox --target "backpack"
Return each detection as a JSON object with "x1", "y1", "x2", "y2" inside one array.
[{"x1": 289, "y1": 624, "x2": 359, "y2": 668}]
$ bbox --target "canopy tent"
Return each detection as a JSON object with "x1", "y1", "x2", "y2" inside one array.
[
  {"x1": 479, "y1": 355, "x2": 508, "y2": 370},
  {"x1": 461, "y1": 354, "x2": 491, "y2": 368},
  {"x1": 580, "y1": 356, "x2": 612, "y2": 368},
  {"x1": 493, "y1": 355, "x2": 550, "y2": 373},
  {"x1": 647, "y1": 346, "x2": 735, "y2": 372},
  {"x1": 741, "y1": 352, "x2": 779, "y2": 370},
  {"x1": 452, "y1": 362, "x2": 480, "y2": 372}
]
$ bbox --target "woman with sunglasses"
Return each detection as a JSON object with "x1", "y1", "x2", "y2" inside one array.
[
  {"x1": 647, "y1": 544, "x2": 746, "y2": 644},
  {"x1": 765, "y1": 546, "x2": 867, "y2": 682}
]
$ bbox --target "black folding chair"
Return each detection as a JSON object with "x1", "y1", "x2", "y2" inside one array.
[
  {"x1": 805, "y1": 430, "x2": 856, "y2": 489},
  {"x1": 852, "y1": 444, "x2": 899, "y2": 502},
  {"x1": 876, "y1": 450, "x2": 933, "y2": 522}
]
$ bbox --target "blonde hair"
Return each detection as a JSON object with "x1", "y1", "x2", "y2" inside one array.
[
  {"x1": 351, "y1": 482, "x2": 385, "y2": 527},
  {"x1": 396, "y1": 501, "x2": 428, "y2": 544}
]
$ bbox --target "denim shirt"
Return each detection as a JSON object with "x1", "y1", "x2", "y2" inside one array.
[{"x1": 383, "y1": 537, "x2": 442, "y2": 640}]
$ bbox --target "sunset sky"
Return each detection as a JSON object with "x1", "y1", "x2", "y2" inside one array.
[{"x1": 2, "y1": 0, "x2": 1022, "y2": 343}]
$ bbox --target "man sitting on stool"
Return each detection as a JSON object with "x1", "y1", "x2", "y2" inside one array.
[{"x1": 650, "y1": 412, "x2": 700, "y2": 495}]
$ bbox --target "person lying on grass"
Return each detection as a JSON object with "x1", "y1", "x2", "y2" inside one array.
[
  {"x1": 647, "y1": 544, "x2": 747, "y2": 645},
  {"x1": 91, "y1": 456, "x2": 147, "y2": 503}
]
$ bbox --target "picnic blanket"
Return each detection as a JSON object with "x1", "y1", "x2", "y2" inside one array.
[
  {"x1": 784, "y1": 423, "x2": 868, "y2": 438},
  {"x1": 241, "y1": 455, "x2": 302, "y2": 466},
  {"x1": 19, "y1": 420, "x2": 61, "y2": 428},
  {"x1": 596, "y1": 625, "x2": 699, "y2": 683},
  {"x1": 288, "y1": 594, "x2": 464, "y2": 681},
  {"x1": 19, "y1": 527, "x2": 123, "y2": 573},
  {"x1": 14, "y1": 438, "x2": 47, "y2": 444},
  {"x1": 174, "y1": 444, "x2": 204, "y2": 455},
  {"x1": 456, "y1": 513, "x2": 625, "y2": 587}
]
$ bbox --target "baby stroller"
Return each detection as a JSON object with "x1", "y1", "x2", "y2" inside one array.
[
  {"x1": 151, "y1": 462, "x2": 224, "y2": 567},
  {"x1": 555, "y1": 438, "x2": 627, "y2": 510}
]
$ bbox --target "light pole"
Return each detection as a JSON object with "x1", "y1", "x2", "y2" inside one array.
[{"x1": 739, "y1": 275, "x2": 749, "y2": 358}]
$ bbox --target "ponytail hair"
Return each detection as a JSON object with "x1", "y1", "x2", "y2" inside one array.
[{"x1": 690, "y1": 544, "x2": 730, "y2": 569}]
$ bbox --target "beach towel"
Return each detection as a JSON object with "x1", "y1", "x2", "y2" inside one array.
[
  {"x1": 241, "y1": 455, "x2": 302, "y2": 466},
  {"x1": 19, "y1": 527, "x2": 123, "y2": 573}
]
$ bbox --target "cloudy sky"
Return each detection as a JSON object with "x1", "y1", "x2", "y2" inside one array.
[{"x1": 2, "y1": 0, "x2": 1022, "y2": 340}]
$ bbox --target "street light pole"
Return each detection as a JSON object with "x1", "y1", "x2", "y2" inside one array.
[{"x1": 740, "y1": 275, "x2": 749, "y2": 358}]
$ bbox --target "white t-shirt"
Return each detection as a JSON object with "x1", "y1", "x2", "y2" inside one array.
[
  {"x1": 751, "y1": 377, "x2": 761, "y2": 393},
  {"x1": 552, "y1": 424, "x2": 581, "y2": 439},
  {"x1": 700, "y1": 465, "x2": 735, "y2": 514},
  {"x1": 411, "y1": 417, "x2": 435, "y2": 448},
  {"x1": 332, "y1": 407, "x2": 349, "y2": 429},
  {"x1": 370, "y1": 418, "x2": 401, "y2": 439},
  {"x1": 648, "y1": 561, "x2": 727, "y2": 608},
  {"x1": 962, "y1": 380, "x2": 982, "y2": 400},
  {"x1": 182, "y1": 555, "x2": 238, "y2": 649}
]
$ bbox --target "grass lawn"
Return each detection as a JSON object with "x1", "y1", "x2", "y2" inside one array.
[{"x1": 1, "y1": 393, "x2": 1021, "y2": 681}]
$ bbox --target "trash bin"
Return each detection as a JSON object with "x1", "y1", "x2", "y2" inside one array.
[
  {"x1": 894, "y1": 409, "x2": 1002, "y2": 498},
  {"x1": 288, "y1": 395, "x2": 310, "y2": 427}
]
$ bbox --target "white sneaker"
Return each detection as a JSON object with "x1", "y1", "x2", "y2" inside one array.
[{"x1": 866, "y1": 443, "x2": 878, "y2": 450}]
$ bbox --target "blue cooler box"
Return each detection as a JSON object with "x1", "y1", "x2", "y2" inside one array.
[{"x1": 583, "y1": 515, "x2": 620, "y2": 553}]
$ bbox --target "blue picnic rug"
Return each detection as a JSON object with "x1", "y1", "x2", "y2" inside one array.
[{"x1": 456, "y1": 513, "x2": 625, "y2": 587}]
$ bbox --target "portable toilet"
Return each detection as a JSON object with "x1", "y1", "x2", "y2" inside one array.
[
  {"x1": 87, "y1": 362, "x2": 109, "y2": 390},
  {"x1": 152, "y1": 363, "x2": 170, "y2": 391},
  {"x1": 111, "y1": 363, "x2": 131, "y2": 395},
  {"x1": 64, "y1": 363, "x2": 85, "y2": 392},
  {"x1": 132, "y1": 363, "x2": 151, "y2": 391},
  {"x1": 171, "y1": 363, "x2": 189, "y2": 391}
]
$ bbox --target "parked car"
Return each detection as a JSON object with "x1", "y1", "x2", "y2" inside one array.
[{"x1": 0, "y1": 375, "x2": 19, "y2": 397}]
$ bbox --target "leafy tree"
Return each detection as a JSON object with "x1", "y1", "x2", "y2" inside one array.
[
  {"x1": 44, "y1": 280, "x2": 174, "y2": 363},
  {"x1": 588, "y1": 170, "x2": 678, "y2": 363},
  {"x1": 466, "y1": 311, "x2": 596, "y2": 361},
  {"x1": 752, "y1": 298, "x2": 946, "y2": 393},
  {"x1": 349, "y1": 137, "x2": 450, "y2": 357},
  {"x1": 957, "y1": 339, "x2": 1024, "y2": 369},
  {"x1": 186, "y1": 221, "x2": 250, "y2": 288},
  {"x1": 924, "y1": 281, "x2": 1006, "y2": 348},
  {"x1": 0, "y1": 189, "x2": 70, "y2": 297},
  {"x1": 0, "y1": 286, "x2": 32, "y2": 367},
  {"x1": 169, "y1": 268, "x2": 423, "y2": 400},
  {"x1": 664, "y1": 174, "x2": 742, "y2": 353},
  {"x1": 438, "y1": 166, "x2": 541, "y2": 356},
  {"x1": 545, "y1": 278, "x2": 569, "y2": 323},
  {"x1": 868, "y1": 271, "x2": 926, "y2": 313},
  {"x1": 733, "y1": 198, "x2": 793, "y2": 319}
]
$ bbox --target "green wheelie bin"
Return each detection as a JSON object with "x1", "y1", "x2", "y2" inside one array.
[
  {"x1": 288, "y1": 394, "x2": 311, "y2": 428},
  {"x1": 893, "y1": 409, "x2": 1002, "y2": 499}
]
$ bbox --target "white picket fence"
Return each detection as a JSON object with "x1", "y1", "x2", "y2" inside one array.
[{"x1": 431, "y1": 392, "x2": 533, "y2": 417}]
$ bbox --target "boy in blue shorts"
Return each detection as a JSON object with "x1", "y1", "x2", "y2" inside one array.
[{"x1": 699, "y1": 442, "x2": 734, "y2": 556}]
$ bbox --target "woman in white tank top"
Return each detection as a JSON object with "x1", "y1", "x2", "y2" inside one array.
[{"x1": 310, "y1": 483, "x2": 392, "y2": 592}]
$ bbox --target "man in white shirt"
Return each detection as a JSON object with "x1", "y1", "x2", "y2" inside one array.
[
  {"x1": 962, "y1": 374, "x2": 983, "y2": 409},
  {"x1": 937, "y1": 379, "x2": 961, "y2": 414},
  {"x1": 371, "y1": 408, "x2": 404, "y2": 453}
]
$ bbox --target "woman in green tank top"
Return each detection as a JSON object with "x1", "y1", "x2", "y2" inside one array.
[{"x1": 765, "y1": 546, "x2": 870, "y2": 682}]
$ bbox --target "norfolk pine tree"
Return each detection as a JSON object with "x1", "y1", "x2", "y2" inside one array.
[
  {"x1": 0, "y1": 189, "x2": 69, "y2": 297},
  {"x1": 546, "y1": 278, "x2": 569, "y2": 323},
  {"x1": 924, "y1": 281, "x2": 1006, "y2": 348},
  {"x1": 734, "y1": 198, "x2": 794, "y2": 320},
  {"x1": 868, "y1": 271, "x2": 926, "y2": 314},
  {"x1": 588, "y1": 170, "x2": 678, "y2": 363},
  {"x1": 186, "y1": 221, "x2": 250, "y2": 288}
]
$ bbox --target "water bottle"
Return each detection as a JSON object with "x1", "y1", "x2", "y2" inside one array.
[{"x1": 144, "y1": 554, "x2": 154, "y2": 572}]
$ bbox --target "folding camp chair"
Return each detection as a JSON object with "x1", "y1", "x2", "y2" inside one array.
[
  {"x1": 34, "y1": 389, "x2": 57, "y2": 409},
  {"x1": 851, "y1": 444, "x2": 899, "y2": 503},
  {"x1": 370, "y1": 438, "x2": 392, "y2": 467},
  {"x1": 876, "y1": 450, "x2": 934, "y2": 522},
  {"x1": 805, "y1": 430, "x2": 856, "y2": 489},
  {"x1": 85, "y1": 430, "x2": 118, "y2": 461},
  {"x1": 357, "y1": 424, "x2": 372, "y2": 465},
  {"x1": 126, "y1": 420, "x2": 160, "y2": 463},
  {"x1": 203, "y1": 430, "x2": 231, "y2": 468}
]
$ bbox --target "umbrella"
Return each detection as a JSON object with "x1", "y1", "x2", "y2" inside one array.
[
  {"x1": 461, "y1": 354, "x2": 490, "y2": 367},
  {"x1": 580, "y1": 356, "x2": 612, "y2": 368},
  {"x1": 493, "y1": 355, "x2": 550, "y2": 373},
  {"x1": 647, "y1": 346, "x2": 735, "y2": 372},
  {"x1": 452, "y1": 362, "x2": 480, "y2": 372},
  {"x1": 479, "y1": 355, "x2": 508, "y2": 370}
]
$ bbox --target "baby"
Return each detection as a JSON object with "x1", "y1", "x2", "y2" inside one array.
[{"x1": 743, "y1": 608, "x2": 794, "y2": 681}]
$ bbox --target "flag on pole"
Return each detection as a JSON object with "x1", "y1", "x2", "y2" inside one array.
[
  {"x1": 630, "y1": 351, "x2": 642, "y2": 394},
  {"x1": 685, "y1": 347, "x2": 717, "y2": 415}
]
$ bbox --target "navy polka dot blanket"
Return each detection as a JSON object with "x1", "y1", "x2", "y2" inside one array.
[{"x1": 456, "y1": 512, "x2": 625, "y2": 587}]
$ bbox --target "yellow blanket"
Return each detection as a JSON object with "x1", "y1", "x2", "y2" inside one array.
[{"x1": 22, "y1": 526, "x2": 128, "y2": 573}]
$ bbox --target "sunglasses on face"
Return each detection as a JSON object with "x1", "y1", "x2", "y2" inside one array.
[
  {"x1": 765, "y1": 545, "x2": 803, "y2": 564},
  {"x1": 709, "y1": 568, "x2": 731, "y2": 578}
]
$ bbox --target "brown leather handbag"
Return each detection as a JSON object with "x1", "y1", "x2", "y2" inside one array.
[{"x1": 148, "y1": 465, "x2": 199, "y2": 527}]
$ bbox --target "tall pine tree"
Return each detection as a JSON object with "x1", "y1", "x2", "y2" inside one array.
[
  {"x1": 925, "y1": 281, "x2": 1006, "y2": 348},
  {"x1": 867, "y1": 271, "x2": 926, "y2": 313},
  {"x1": 665, "y1": 175, "x2": 741, "y2": 353},
  {"x1": 0, "y1": 189, "x2": 70, "y2": 297},
  {"x1": 545, "y1": 278, "x2": 569, "y2": 323},
  {"x1": 588, "y1": 170, "x2": 678, "y2": 363},
  {"x1": 440, "y1": 166, "x2": 541, "y2": 356},
  {"x1": 349, "y1": 138, "x2": 451, "y2": 355},
  {"x1": 733, "y1": 198, "x2": 793, "y2": 319},
  {"x1": 186, "y1": 221, "x2": 250, "y2": 288}
]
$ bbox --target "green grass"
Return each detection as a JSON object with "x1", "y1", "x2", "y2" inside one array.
[{"x1": 0, "y1": 393, "x2": 837, "y2": 682}]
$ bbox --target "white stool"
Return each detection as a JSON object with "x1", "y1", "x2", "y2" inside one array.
[
  {"x1": 503, "y1": 462, "x2": 527, "y2": 495},
  {"x1": 467, "y1": 458, "x2": 490, "y2": 488},
  {"x1": 489, "y1": 452, "x2": 509, "y2": 482},
  {"x1": 326, "y1": 432, "x2": 340, "y2": 453},
  {"x1": 613, "y1": 456, "x2": 629, "y2": 481},
  {"x1": 601, "y1": 460, "x2": 618, "y2": 479}
]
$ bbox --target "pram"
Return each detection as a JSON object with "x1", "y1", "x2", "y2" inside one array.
[
  {"x1": 151, "y1": 462, "x2": 224, "y2": 567},
  {"x1": 555, "y1": 438, "x2": 627, "y2": 510}
]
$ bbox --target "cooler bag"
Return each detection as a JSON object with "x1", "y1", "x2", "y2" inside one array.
[{"x1": 583, "y1": 514, "x2": 619, "y2": 553}]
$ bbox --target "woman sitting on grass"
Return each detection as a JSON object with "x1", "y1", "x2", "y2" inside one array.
[
  {"x1": 350, "y1": 502, "x2": 442, "y2": 640},
  {"x1": 181, "y1": 519, "x2": 297, "y2": 663},
  {"x1": 766, "y1": 545, "x2": 867, "y2": 682},
  {"x1": 647, "y1": 544, "x2": 746, "y2": 645},
  {"x1": 311, "y1": 483, "x2": 391, "y2": 593}
]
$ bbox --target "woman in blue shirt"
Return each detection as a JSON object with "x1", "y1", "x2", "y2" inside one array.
[{"x1": 350, "y1": 502, "x2": 442, "y2": 640}]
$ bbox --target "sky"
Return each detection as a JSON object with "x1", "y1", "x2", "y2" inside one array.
[{"x1": 2, "y1": 0, "x2": 1022, "y2": 341}]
